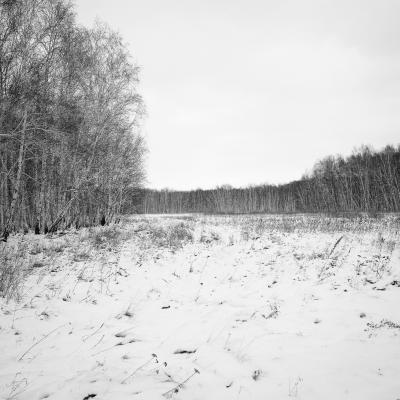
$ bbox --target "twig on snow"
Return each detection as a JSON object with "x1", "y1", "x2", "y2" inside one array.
[
  {"x1": 329, "y1": 235, "x2": 344, "y2": 257},
  {"x1": 162, "y1": 369, "x2": 200, "y2": 398},
  {"x1": 89, "y1": 334, "x2": 105, "y2": 350},
  {"x1": 121, "y1": 353, "x2": 158, "y2": 384},
  {"x1": 82, "y1": 322, "x2": 104, "y2": 342},
  {"x1": 18, "y1": 323, "x2": 69, "y2": 361}
]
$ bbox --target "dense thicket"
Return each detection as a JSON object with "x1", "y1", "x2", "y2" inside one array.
[
  {"x1": 142, "y1": 145, "x2": 400, "y2": 214},
  {"x1": 0, "y1": 0, "x2": 145, "y2": 236}
]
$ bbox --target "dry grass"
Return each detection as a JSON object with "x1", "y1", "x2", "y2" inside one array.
[
  {"x1": 219, "y1": 213, "x2": 400, "y2": 238},
  {"x1": 0, "y1": 224, "x2": 130, "y2": 301},
  {"x1": 2, "y1": 213, "x2": 398, "y2": 302},
  {"x1": 0, "y1": 239, "x2": 29, "y2": 301}
]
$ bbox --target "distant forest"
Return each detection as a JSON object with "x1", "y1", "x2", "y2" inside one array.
[
  {"x1": 0, "y1": 0, "x2": 145, "y2": 237},
  {"x1": 142, "y1": 145, "x2": 400, "y2": 214}
]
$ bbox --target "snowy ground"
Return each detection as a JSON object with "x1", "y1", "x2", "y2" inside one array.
[{"x1": 1, "y1": 214, "x2": 400, "y2": 400}]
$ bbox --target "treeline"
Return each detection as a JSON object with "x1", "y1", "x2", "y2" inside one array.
[
  {"x1": 142, "y1": 145, "x2": 400, "y2": 214},
  {"x1": 0, "y1": 0, "x2": 145, "y2": 237}
]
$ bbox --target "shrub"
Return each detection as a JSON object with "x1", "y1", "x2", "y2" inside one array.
[
  {"x1": 167, "y1": 223, "x2": 194, "y2": 248},
  {"x1": 199, "y1": 230, "x2": 221, "y2": 244},
  {"x1": 146, "y1": 222, "x2": 193, "y2": 250}
]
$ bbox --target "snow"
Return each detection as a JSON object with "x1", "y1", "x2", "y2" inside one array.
[{"x1": 1, "y1": 214, "x2": 400, "y2": 400}]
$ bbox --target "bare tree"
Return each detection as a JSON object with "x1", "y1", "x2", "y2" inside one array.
[{"x1": 0, "y1": 0, "x2": 146, "y2": 238}]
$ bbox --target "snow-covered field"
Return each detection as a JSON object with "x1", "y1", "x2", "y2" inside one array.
[{"x1": 1, "y1": 214, "x2": 400, "y2": 400}]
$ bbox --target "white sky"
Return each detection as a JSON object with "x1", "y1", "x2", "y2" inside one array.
[{"x1": 76, "y1": 0, "x2": 400, "y2": 190}]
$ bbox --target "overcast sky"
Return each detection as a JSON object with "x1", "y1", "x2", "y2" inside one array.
[{"x1": 76, "y1": 0, "x2": 400, "y2": 190}]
